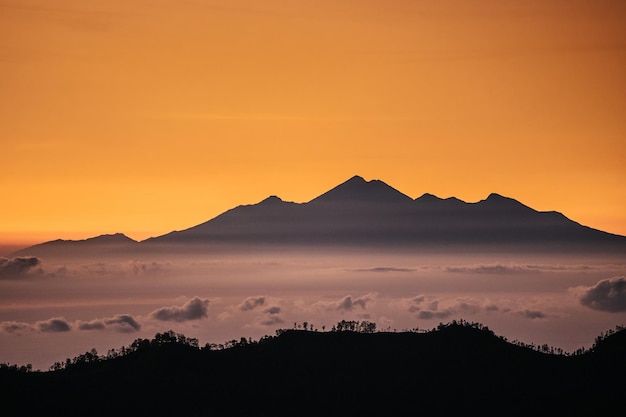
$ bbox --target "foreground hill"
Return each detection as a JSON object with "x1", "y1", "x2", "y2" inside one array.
[
  {"x1": 2, "y1": 322, "x2": 625, "y2": 416},
  {"x1": 12, "y1": 176, "x2": 626, "y2": 257}
]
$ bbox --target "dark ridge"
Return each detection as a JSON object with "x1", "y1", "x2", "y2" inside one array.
[
  {"x1": 1, "y1": 322, "x2": 625, "y2": 416},
  {"x1": 10, "y1": 233, "x2": 138, "y2": 257}
]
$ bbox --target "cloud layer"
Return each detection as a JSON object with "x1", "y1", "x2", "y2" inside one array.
[
  {"x1": 399, "y1": 295, "x2": 549, "y2": 321},
  {"x1": 1, "y1": 314, "x2": 142, "y2": 334}
]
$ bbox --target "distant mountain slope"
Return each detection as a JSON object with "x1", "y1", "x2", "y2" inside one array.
[
  {"x1": 13, "y1": 176, "x2": 626, "y2": 256},
  {"x1": 2, "y1": 323, "x2": 624, "y2": 416},
  {"x1": 11, "y1": 233, "x2": 137, "y2": 258}
]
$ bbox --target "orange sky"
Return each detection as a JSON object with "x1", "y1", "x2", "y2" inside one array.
[{"x1": 1, "y1": 0, "x2": 625, "y2": 247}]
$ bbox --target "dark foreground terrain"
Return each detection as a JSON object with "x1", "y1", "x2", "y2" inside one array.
[{"x1": 2, "y1": 322, "x2": 625, "y2": 416}]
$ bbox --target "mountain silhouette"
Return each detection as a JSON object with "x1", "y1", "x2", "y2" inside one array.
[
  {"x1": 142, "y1": 175, "x2": 626, "y2": 252},
  {"x1": 12, "y1": 176, "x2": 626, "y2": 257}
]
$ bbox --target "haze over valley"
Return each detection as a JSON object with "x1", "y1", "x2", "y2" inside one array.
[{"x1": 2, "y1": 176, "x2": 625, "y2": 370}]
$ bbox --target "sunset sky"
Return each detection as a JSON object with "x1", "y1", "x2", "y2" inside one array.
[{"x1": 2, "y1": 0, "x2": 625, "y2": 249}]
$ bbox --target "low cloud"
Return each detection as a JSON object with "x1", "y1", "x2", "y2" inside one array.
[
  {"x1": 259, "y1": 315, "x2": 284, "y2": 326},
  {"x1": 579, "y1": 276, "x2": 626, "y2": 312},
  {"x1": 417, "y1": 310, "x2": 452, "y2": 320},
  {"x1": 351, "y1": 267, "x2": 414, "y2": 273},
  {"x1": 410, "y1": 298, "x2": 454, "y2": 320},
  {"x1": 0, "y1": 321, "x2": 33, "y2": 334},
  {"x1": 407, "y1": 295, "x2": 426, "y2": 313},
  {"x1": 104, "y1": 314, "x2": 142, "y2": 332},
  {"x1": 518, "y1": 309, "x2": 547, "y2": 320},
  {"x1": 485, "y1": 304, "x2": 500, "y2": 312},
  {"x1": 264, "y1": 306, "x2": 281, "y2": 315},
  {"x1": 2, "y1": 314, "x2": 141, "y2": 334},
  {"x1": 262, "y1": 305, "x2": 282, "y2": 325},
  {"x1": 77, "y1": 320, "x2": 106, "y2": 331},
  {"x1": 444, "y1": 263, "x2": 620, "y2": 275},
  {"x1": 0, "y1": 318, "x2": 72, "y2": 334},
  {"x1": 239, "y1": 296, "x2": 266, "y2": 311},
  {"x1": 454, "y1": 298, "x2": 483, "y2": 315},
  {"x1": 37, "y1": 317, "x2": 71, "y2": 332},
  {"x1": 130, "y1": 261, "x2": 168, "y2": 276},
  {"x1": 78, "y1": 314, "x2": 141, "y2": 333},
  {"x1": 151, "y1": 297, "x2": 210, "y2": 322},
  {"x1": 399, "y1": 295, "x2": 510, "y2": 319},
  {"x1": 249, "y1": 305, "x2": 284, "y2": 327},
  {"x1": 80, "y1": 262, "x2": 117, "y2": 276},
  {"x1": 336, "y1": 293, "x2": 376, "y2": 311},
  {"x1": 312, "y1": 293, "x2": 377, "y2": 313},
  {"x1": 0, "y1": 257, "x2": 41, "y2": 279},
  {"x1": 446, "y1": 264, "x2": 535, "y2": 274}
]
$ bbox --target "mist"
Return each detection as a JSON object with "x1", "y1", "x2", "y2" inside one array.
[{"x1": 1, "y1": 248, "x2": 625, "y2": 369}]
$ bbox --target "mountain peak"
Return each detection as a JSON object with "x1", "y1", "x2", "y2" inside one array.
[
  {"x1": 309, "y1": 176, "x2": 412, "y2": 204},
  {"x1": 84, "y1": 233, "x2": 137, "y2": 243},
  {"x1": 486, "y1": 193, "x2": 506, "y2": 200},
  {"x1": 477, "y1": 193, "x2": 534, "y2": 212},
  {"x1": 415, "y1": 193, "x2": 443, "y2": 202},
  {"x1": 346, "y1": 175, "x2": 366, "y2": 183},
  {"x1": 259, "y1": 195, "x2": 283, "y2": 205}
]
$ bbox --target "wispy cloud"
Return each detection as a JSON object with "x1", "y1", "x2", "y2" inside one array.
[
  {"x1": 0, "y1": 321, "x2": 34, "y2": 334},
  {"x1": 238, "y1": 296, "x2": 266, "y2": 311},
  {"x1": 518, "y1": 310, "x2": 547, "y2": 320}
]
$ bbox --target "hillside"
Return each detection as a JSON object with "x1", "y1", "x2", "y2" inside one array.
[{"x1": 2, "y1": 322, "x2": 624, "y2": 416}]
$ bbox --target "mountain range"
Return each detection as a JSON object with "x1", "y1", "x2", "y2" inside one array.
[{"x1": 12, "y1": 175, "x2": 626, "y2": 257}]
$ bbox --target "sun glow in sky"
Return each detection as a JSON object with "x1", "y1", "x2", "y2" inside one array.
[{"x1": 2, "y1": 0, "x2": 625, "y2": 247}]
